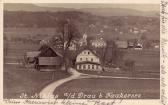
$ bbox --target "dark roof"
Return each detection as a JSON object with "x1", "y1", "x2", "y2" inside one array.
[{"x1": 38, "y1": 45, "x2": 63, "y2": 57}]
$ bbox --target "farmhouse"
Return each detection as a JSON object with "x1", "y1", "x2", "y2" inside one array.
[
  {"x1": 75, "y1": 48, "x2": 102, "y2": 71},
  {"x1": 90, "y1": 38, "x2": 107, "y2": 48},
  {"x1": 134, "y1": 41, "x2": 143, "y2": 50}
]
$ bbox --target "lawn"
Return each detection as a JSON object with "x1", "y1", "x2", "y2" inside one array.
[
  {"x1": 54, "y1": 78, "x2": 160, "y2": 99},
  {"x1": 78, "y1": 70, "x2": 160, "y2": 78},
  {"x1": 3, "y1": 65, "x2": 70, "y2": 99}
]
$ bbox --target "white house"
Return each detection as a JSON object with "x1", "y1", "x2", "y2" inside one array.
[
  {"x1": 76, "y1": 49, "x2": 102, "y2": 71},
  {"x1": 90, "y1": 38, "x2": 107, "y2": 48},
  {"x1": 134, "y1": 43, "x2": 143, "y2": 50},
  {"x1": 79, "y1": 33, "x2": 87, "y2": 46}
]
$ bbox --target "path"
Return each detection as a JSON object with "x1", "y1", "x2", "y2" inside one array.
[{"x1": 39, "y1": 68, "x2": 81, "y2": 98}]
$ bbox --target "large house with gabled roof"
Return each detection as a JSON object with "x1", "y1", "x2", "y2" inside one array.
[{"x1": 75, "y1": 47, "x2": 103, "y2": 71}]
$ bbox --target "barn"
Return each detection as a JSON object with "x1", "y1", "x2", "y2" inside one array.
[{"x1": 37, "y1": 45, "x2": 63, "y2": 71}]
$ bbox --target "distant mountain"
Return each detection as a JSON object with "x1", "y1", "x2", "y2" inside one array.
[
  {"x1": 80, "y1": 8, "x2": 159, "y2": 17},
  {"x1": 4, "y1": 4, "x2": 160, "y2": 40},
  {"x1": 4, "y1": 3, "x2": 159, "y2": 17}
]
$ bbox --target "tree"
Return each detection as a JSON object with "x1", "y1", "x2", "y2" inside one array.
[
  {"x1": 45, "y1": 13, "x2": 80, "y2": 71},
  {"x1": 111, "y1": 42, "x2": 124, "y2": 67},
  {"x1": 55, "y1": 18, "x2": 79, "y2": 71},
  {"x1": 124, "y1": 59, "x2": 135, "y2": 76}
]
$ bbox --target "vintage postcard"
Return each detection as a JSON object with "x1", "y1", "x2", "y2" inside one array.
[{"x1": 0, "y1": 0, "x2": 167, "y2": 105}]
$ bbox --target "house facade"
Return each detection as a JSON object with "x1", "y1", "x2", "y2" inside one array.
[
  {"x1": 76, "y1": 49, "x2": 102, "y2": 71},
  {"x1": 79, "y1": 33, "x2": 88, "y2": 46},
  {"x1": 64, "y1": 40, "x2": 77, "y2": 51},
  {"x1": 90, "y1": 38, "x2": 107, "y2": 48}
]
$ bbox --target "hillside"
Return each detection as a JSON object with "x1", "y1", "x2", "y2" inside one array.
[
  {"x1": 4, "y1": 3, "x2": 159, "y2": 17},
  {"x1": 4, "y1": 10, "x2": 160, "y2": 40}
]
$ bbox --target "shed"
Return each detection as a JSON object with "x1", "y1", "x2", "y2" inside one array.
[
  {"x1": 26, "y1": 51, "x2": 41, "y2": 64},
  {"x1": 36, "y1": 45, "x2": 63, "y2": 71}
]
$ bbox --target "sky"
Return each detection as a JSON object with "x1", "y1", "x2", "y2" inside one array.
[
  {"x1": 5, "y1": 0, "x2": 160, "y2": 4},
  {"x1": 35, "y1": 3, "x2": 159, "y2": 12}
]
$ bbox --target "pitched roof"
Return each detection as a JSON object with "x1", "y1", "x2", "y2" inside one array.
[
  {"x1": 76, "y1": 46, "x2": 100, "y2": 58},
  {"x1": 38, "y1": 45, "x2": 63, "y2": 57}
]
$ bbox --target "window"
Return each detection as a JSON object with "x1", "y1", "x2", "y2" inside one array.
[
  {"x1": 96, "y1": 65, "x2": 99, "y2": 69},
  {"x1": 88, "y1": 52, "x2": 90, "y2": 55},
  {"x1": 80, "y1": 58, "x2": 82, "y2": 61},
  {"x1": 92, "y1": 65, "x2": 94, "y2": 69},
  {"x1": 88, "y1": 65, "x2": 90, "y2": 69},
  {"x1": 91, "y1": 58, "x2": 93, "y2": 62},
  {"x1": 79, "y1": 65, "x2": 81, "y2": 69},
  {"x1": 83, "y1": 65, "x2": 86, "y2": 69}
]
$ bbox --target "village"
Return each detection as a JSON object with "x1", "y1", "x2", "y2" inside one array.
[
  {"x1": 24, "y1": 30, "x2": 159, "y2": 74},
  {"x1": 3, "y1": 4, "x2": 160, "y2": 99}
]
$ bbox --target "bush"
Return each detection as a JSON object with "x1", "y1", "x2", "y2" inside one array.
[{"x1": 123, "y1": 59, "x2": 135, "y2": 71}]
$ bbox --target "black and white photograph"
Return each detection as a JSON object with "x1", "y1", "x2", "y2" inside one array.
[{"x1": 3, "y1": 3, "x2": 160, "y2": 100}]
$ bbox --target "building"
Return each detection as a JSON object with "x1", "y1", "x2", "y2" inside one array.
[
  {"x1": 25, "y1": 51, "x2": 41, "y2": 64},
  {"x1": 115, "y1": 40, "x2": 128, "y2": 49},
  {"x1": 79, "y1": 33, "x2": 87, "y2": 46},
  {"x1": 127, "y1": 39, "x2": 136, "y2": 49},
  {"x1": 75, "y1": 48, "x2": 102, "y2": 71},
  {"x1": 64, "y1": 40, "x2": 77, "y2": 51},
  {"x1": 134, "y1": 43, "x2": 143, "y2": 50},
  {"x1": 90, "y1": 38, "x2": 107, "y2": 48},
  {"x1": 37, "y1": 45, "x2": 63, "y2": 71}
]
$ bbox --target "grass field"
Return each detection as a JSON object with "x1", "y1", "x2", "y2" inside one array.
[
  {"x1": 122, "y1": 49, "x2": 160, "y2": 72},
  {"x1": 54, "y1": 78, "x2": 160, "y2": 99},
  {"x1": 78, "y1": 70, "x2": 160, "y2": 78},
  {"x1": 3, "y1": 65, "x2": 70, "y2": 99}
]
